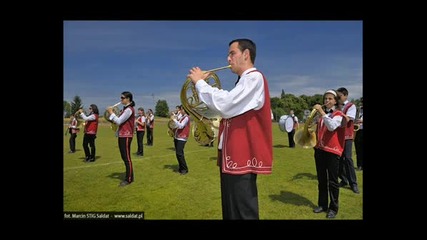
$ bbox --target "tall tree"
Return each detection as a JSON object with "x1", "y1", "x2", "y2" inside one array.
[
  {"x1": 155, "y1": 99, "x2": 169, "y2": 117},
  {"x1": 71, "y1": 96, "x2": 83, "y2": 116}
]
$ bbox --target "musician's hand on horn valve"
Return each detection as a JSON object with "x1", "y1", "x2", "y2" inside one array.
[
  {"x1": 313, "y1": 104, "x2": 326, "y2": 116},
  {"x1": 188, "y1": 67, "x2": 210, "y2": 85}
]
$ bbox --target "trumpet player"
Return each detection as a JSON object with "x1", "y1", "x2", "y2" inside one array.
[
  {"x1": 107, "y1": 91, "x2": 136, "y2": 187},
  {"x1": 336, "y1": 87, "x2": 359, "y2": 194},
  {"x1": 312, "y1": 89, "x2": 346, "y2": 219},
  {"x1": 145, "y1": 109, "x2": 154, "y2": 146},
  {"x1": 170, "y1": 105, "x2": 190, "y2": 175},
  {"x1": 135, "y1": 107, "x2": 146, "y2": 156},
  {"x1": 187, "y1": 38, "x2": 272, "y2": 220},
  {"x1": 78, "y1": 104, "x2": 99, "y2": 162},
  {"x1": 67, "y1": 114, "x2": 80, "y2": 153}
]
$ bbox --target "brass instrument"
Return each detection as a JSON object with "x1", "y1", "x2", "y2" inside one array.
[
  {"x1": 294, "y1": 108, "x2": 320, "y2": 148},
  {"x1": 354, "y1": 106, "x2": 362, "y2": 131},
  {"x1": 167, "y1": 113, "x2": 177, "y2": 137},
  {"x1": 354, "y1": 124, "x2": 360, "y2": 131},
  {"x1": 181, "y1": 65, "x2": 231, "y2": 145},
  {"x1": 104, "y1": 102, "x2": 121, "y2": 132}
]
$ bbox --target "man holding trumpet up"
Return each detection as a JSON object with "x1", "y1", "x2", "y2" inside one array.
[{"x1": 107, "y1": 91, "x2": 136, "y2": 187}]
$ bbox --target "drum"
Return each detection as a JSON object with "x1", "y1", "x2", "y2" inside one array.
[
  {"x1": 285, "y1": 116, "x2": 294, "y2": 133},
  {"x1": 278, "y1": 115, "x2": 288, "y2": 132}
]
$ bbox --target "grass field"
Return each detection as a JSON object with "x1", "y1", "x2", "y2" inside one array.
[{"x1": 63, "y1": 117, "x2": 363, "y2": 220}]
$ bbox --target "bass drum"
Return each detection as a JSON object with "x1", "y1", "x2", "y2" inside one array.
[
  {"x1": 285, "y1": 116, "x2": 294, "y2": 133},
  {"x1": 278, "y1": 115, "x2": 288, "y2": 132}
]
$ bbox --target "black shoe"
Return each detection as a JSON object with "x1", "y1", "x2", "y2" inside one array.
[
  {"x1": 87, "y1": 158, "x2": 95, "y2": 162},
  {"x1": 119, "y1": 181, "x2": 131, "y2": 187},
  {"x1": 68, "y1": 151, "x2": 75, "y2": 153},
  {"x1": 326, "y1": 210, "x2": 337, "y2": 218},
  {"x1": 85, "y1": 156, "x2": 90, "y2": 162},
  {"x1": 180, "y1": 171, "x2": 188, "y2": 175},
  {"x1": 357, "y1": 166, "x2": 363, "y2": 171},
  {"x1": 351, "y1": 185, "x2": 360, "y2": 194},
  {"x1": 313, "y1": 206, "x2": 327, "y2": 213},
  {"x1": 339, "y1": 181, "x2": 348, "y2": 187}
]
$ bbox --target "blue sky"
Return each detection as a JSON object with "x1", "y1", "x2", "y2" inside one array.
[{"x1": 64, "y1": 21, "x2": 363, "y2": 113}]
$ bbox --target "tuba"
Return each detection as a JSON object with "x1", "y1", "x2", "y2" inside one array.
[
  {"x1": 293, "y1": 108, "x2": 319, "y2": 148},
  {"x1": 181, "y1": 65, "x2": 231, "y2": 145},
  {"x1": 104, "y1": 102, "x2": 121, "y2": 132}
]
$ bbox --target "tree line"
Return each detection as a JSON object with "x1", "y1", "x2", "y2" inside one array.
[{"x1": 64, "y1": 91, "x2": 362, "y2": 121}]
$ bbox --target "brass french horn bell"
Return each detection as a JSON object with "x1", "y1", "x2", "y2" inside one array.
[
  {"x1": 104, "y1": 102, "x2": 121, "y2": 132},
  {"x1": 294, "y1": 107, "x2": 321, "y2": 148},
  {"x1": 180, "y1": 65, "x2": 231, "y2": 145}
]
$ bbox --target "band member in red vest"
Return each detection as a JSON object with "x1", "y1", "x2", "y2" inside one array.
[
  {"x1": 188, "y1": 38, "x2": 273, "y2": 220},
  {"x1": 67, "y1": 114, "x2": 80, "y2": 153},
  {"x1": 108, "y1": 91, "x2": 136, "y2": 187},
  {"x1": 146, "y1": 109, "x2": 154, "y2": 146},
  {"x1": 78, "y1": 104, "x2": 99, "y2": 162},
  {"x1": 312, "y1": 89, "x2": 346, "y2": 219},
  {"x1": 170, "y1": 105, "x2": 190, "y2": 175},
  {"x1": 336, "y1": 87, "x2": 359, "y2": 194},
  {"x1": 135, "y1": 107, "x2": 146, "y2": 156}
]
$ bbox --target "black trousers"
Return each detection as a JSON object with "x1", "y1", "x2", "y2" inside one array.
[
  {"x1": 69, "y1": 133, "x2": 77, "y2": 152},
  {"x1": 146, "y1": 128, "x2": 153, "y2": 145},
  {"x1": 218, "y1": 151, "x2": 259, "y2": 220},
  {"x1": 83, "y1": 134, "x2": 96, "y2": 159},
  {"x1": 314, "y1": 148, "x2": 340, "y2": 213},
  {"x1": 338, "y1": 140, "x2": 358, "y2": 187},
  {"x1": 119, "y1": 137, "x2": 134, "y2": 183},
  {"x1": 288, "y1": 129, "x2": 296, "y2": 148},
  {"x1": 354, "y1": 130, "x2": 363, "y2": 168},
  {"x1": 136, "y1": 131, "x2": 145, "y2": 154},
  {"x1": 174, "y1": 139, "x2": 188, "y2": 173}
]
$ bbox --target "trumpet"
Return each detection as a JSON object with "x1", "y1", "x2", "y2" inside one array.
[{"x1": 104, "y1": 102, "x2": 121, "y2": 132}]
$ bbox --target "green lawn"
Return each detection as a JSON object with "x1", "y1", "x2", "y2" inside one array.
[{"x1": 63, "y1": 118, "x2": 363, "y2": 220}]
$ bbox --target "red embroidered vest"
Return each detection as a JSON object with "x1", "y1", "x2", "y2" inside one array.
[{"x1": 218, "y1": 71, "x2": 273, "y2": 175}]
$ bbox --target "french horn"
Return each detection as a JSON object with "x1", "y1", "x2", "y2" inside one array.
[
  {"x1": 104, "y1": 102, "x2": 121, "y2": 132},
  {"x1": 294, "y1": 108, "x2": 319, "y2": 148},
  {"x1": 180, "y1": 65, "x2": 231, "y2": 145},
  {"x1": 167, "y1": 115, "x2": 176, "y2": 137}
]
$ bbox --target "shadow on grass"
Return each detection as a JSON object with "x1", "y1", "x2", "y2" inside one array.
[
  {"x1": 209, "y1": 156, "x2": 217, "y2": 161},
  {"x1": 165, "y1": 147, "x2": 175, "y2": 151},
  {"x1": 108, "y1": 172, "x2": 125, "y2": 180},
  {"x1": 164, "y1": 164, "x2": 179, "y2": 173},
  {"x1": 292, "y1": 173, "x2": 317, "y2": 181},
  {"x1": 273, "y1": 144, "x2": 287, "y2": 148},
  {"x1": 269, "y1": 190, "x2": 316, "y2": 208}
]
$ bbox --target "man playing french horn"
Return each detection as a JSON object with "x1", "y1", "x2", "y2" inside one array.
[{"x1": 187, "y1": 38, "x2": 273, "y2": 220}]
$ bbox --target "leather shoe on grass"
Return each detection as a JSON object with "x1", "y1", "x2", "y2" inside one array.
[
  {"x1": 351, "y1": 185, "x2": 360, "y2": 194},
  {"x1": 326, "y1": 210, "x2": 337, "y2": 218},
  {"x1": 313, "y1": 206, "x2": 327, "y2": 213}
]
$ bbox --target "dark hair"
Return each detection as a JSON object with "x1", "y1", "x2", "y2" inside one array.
[
  {"x1": 122, "y1": 91, "x2": 135, "y2": 107},
  {"x1": 336, "y1": 87, "x2": 348, "y2": 96},
  {"x1": 90, "y1": 104, "x2": 99, "y2": 114},
  {"x1": 229, "y1": 38, "x2": 256, "y2": 64},
  {"x1": 176, "y1": 105, "x2": 183, "y2": 110},
  {"x1": 138, "y1": 107, "x2": 145, "y2": 112}
]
